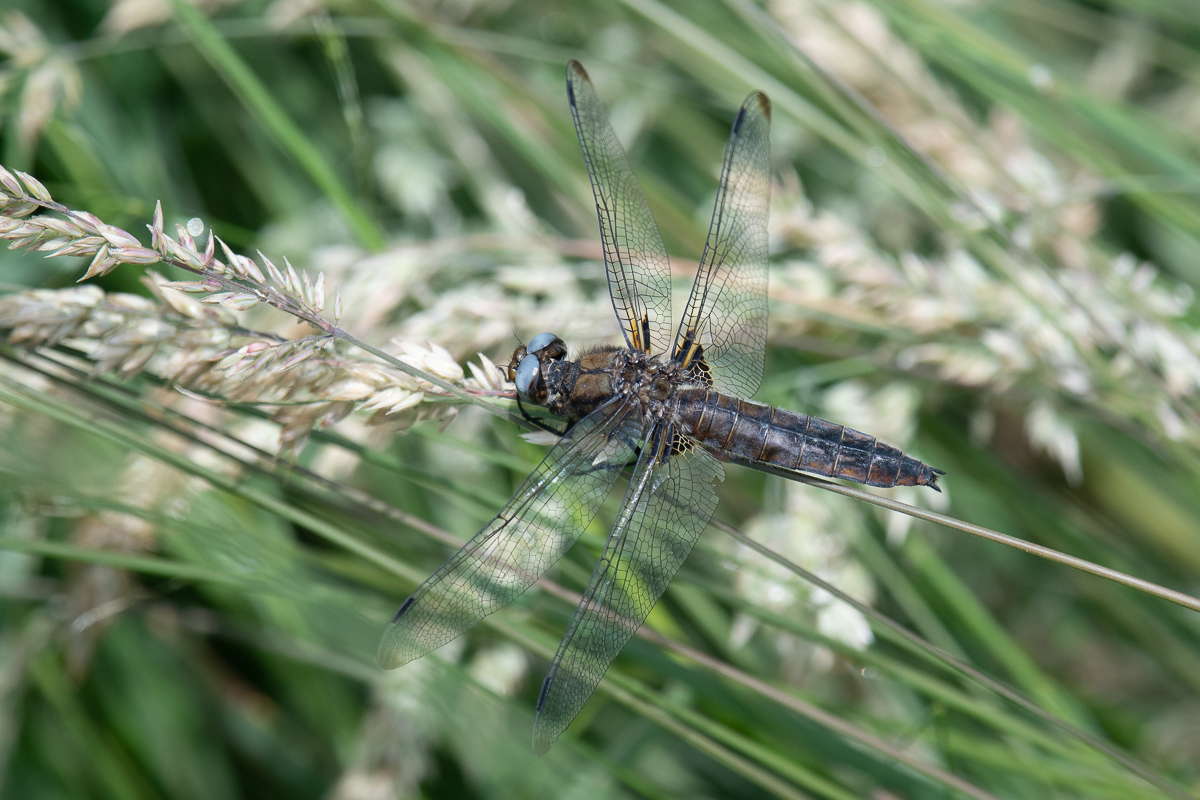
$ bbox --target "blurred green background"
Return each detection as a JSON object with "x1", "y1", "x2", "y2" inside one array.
[{"x1": 2, "y1": 0, "x2": 1200, "y2": 798}]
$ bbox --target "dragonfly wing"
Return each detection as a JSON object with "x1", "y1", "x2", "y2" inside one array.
[
  {"x1": 378, "y1": 398, "x2": 645, "y2": 669},
  {"x1": 673, "y1": 91, "x2": 771, "y2": 398},
  {"x1": 567, "y1": 60, "x2": 673, "y2": 355},
  {"x1": 532, "y1": 426, "x2": 724, "y2": 752}
]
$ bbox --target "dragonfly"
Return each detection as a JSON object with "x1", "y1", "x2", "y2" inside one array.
[{"x1": 378, "y1": 60, "x2": 943, "y2": 753}]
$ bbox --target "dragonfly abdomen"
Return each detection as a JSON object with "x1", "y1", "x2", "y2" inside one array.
[{"x1": 675, "y1": 388, "x2": 942, "y2": 491}]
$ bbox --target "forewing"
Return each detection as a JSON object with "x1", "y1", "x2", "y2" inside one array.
[
  {"x1": 673, "y1": 91, "x2": 771, "y2": 397},
  {"x1": 378, "y1": 399, "x2": 645, "y2": 669},
  {"x1": 532, "y1": 427, "x2": 724, "y2": 752},
  {"x1": 567, "y1": 60, "x2": 672, "y2": 355}
]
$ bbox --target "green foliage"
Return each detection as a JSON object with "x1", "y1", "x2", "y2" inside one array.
[{"x1": 2, "y1": 0, "x2": 1200, "y2": 798}]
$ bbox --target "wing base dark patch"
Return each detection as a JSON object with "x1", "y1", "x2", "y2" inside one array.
[
  {"x1": 632, "y1": 313, "x2": 652, "y2": 352},
  {"x1": 674, "y1": 327, "x2": 714, "y2": 386}
]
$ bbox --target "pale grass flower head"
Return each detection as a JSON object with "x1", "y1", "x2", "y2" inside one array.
[
  {"x1": 333, "y1": 246, "x2": 421, "y2": 332},
  {"x1": 733, "y1": 481, "x2": 878, "y2": 664},
  {"x1": 823, "y1": 381, "x2": 918, "y2": 450},
  {"x1": 390, "y1": 340, "x2": 464, "y2": 384},
  {"x1": 265, "y1": 0, "x2": 329, "y2": 28},
  {"x1": 816, "y1": 599, "x2": 874, "y2": 652},
  {"x1": 0, "y1": 176, "x2": 487, "y2": 453},
  {"x1": 17, "y1": 55, "x2": 81, "y2": 150},
  {"x1": 760, "y1": 0, "x2": 1200, "y2": 460},
  {"x1": 360, "y1": 387, "x2": 424, "y2": 416},
  {"x1": 466, "y1": 643, "x2": 528, "y2": 697},
  {"x1": 395, "y1": 281, "x2": 522, "y2": 357},
  {"x1": 328, "y1": 770, "x2": 397, "y2": 800},
  {"x1": 810, "y1": 558, "x2": 875, "y2": 652},
  {"x1": 61, "y1": 453, "x2": 183, "y2": 674},
  {"x1": 101, "y1": 0, "x2": 240, "y2": 35},
  {"x1": 1025, "y1": 400, "x2": 1083, "y2": 486},
  {"x1": 369, "y1": 98, "x2": 462, "y2": 232},
  {"x1": 520, "y1": 429, "x2": 562, "y2": 447},
  {"x1": 0, "y1": 12, "x2": 82, "y2": 150},
  {"x1": 464, "y1": 353, "x2": 511, "y2": 393},
  {"x1": 771, "y1": 168, "x2": 1200, "y2": 453},
  {"x1": 329, "y1": 667, "x2": 442, "y2": 800},
  {"x1": 0, "y1": 11, "x2": 48, "y2": 67}
]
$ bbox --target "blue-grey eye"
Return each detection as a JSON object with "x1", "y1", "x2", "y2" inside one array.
[
  {"x1": 526, "y1": 332, "x2": 557, "y2": 354},
  {"x1": 514, "y1": 354, "x2": 541, "y2": 399}
]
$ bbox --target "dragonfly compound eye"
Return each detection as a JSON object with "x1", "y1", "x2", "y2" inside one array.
[
  {"x1": 514, "y1": 353, "x2": 543, "y2": 401},
  {"x1": 526, "y1": 332, "x2": 558, "y2": 354}
]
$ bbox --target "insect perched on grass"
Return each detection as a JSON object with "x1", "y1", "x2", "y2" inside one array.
[{"x1": 378, "y1": 60, "x2": 943, "y2": 753}]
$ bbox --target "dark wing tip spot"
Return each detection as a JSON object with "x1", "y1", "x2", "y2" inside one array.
[
  {"x1": 755, "y1": 91, "x2": 772, "y2": 121},
  {"x1": 566, "y1": 61, "x2": 591, "y2": 108},
  {"x1": 733, "y1": 92, "x2": 770, "y2": 133},
  {"x1": 567, "y1": 60, "x2": 589, "y2": 83},
  {"x1": 390, "y1": 595, "x2": 416, "y2": 623}
]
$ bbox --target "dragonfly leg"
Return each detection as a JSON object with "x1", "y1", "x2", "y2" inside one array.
[{"x1": 516, "y1": 393, "x2": 569, "y2": 436}]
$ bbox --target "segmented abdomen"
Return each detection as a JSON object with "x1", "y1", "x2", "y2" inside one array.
[{"x1": 674, "y1": 388, "x2": 942, "y2": 491}]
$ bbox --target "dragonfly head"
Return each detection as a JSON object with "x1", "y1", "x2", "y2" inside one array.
[{"x1": 508, "y1": 332, "x2": 568, "y2": 405}]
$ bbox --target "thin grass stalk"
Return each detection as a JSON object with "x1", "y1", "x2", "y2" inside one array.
[
  {"x1": 907, "y1": 531, "x2": 1091, "y2": 724},
  {"x1": 163, "y1": 0, "x2": 385, "y2": 251},
  {"x1": 740, "y1": 459, "x2": 1200, "y2": 613},
  {"x1": 491, "y1": 618, "x2": 829, "y2": 800},
  {"x1": 0, "y1": 536, "x2": 234, "y2": 585},
  {"x1": 713, "y1": 521, "x2": 1197, "y2": 800},
  {"x1": 4, "y1": 2, "x2": 1196, "y2": 795},
  {"x1": 2, "y1": 283, "x2": 1190, "y2": 796},
  {"x1": 4, "y1": 161, "x2": 1193, "y2": 615},
  {"x1": 0, "y1": 180, "x2": 523, "y2": 427},
  {"x1": 3, "y1": 346, "x2": 468, "y2": 551},
  {"x1": 0, "y1": 349, "x2": 1003, "y2": 797},
  {"x1": 722, "y1": 0, "x2": 1199, "y2": 432},
  {"x1": 185, "y1": 593, "x2": 819, "y2": 800},
  {"x1": 7, "y1": 342, "x2": 1185, "y2": 798},
  {"x1": 631, "y1": 625, "x2": 1001, "y2": 800},
  {"x1": 7, "y1": 335, "x2": 1190, "y2": 786},
  {"x1": 0, "y1": 372, "x2": 416, "y2": 581},
  {"x1": 694, "y1": 578, "x2": 1139, "y2": 779},
  {"x1": 0, "y1": 369, "x2": 827, "y2": 796},
  {"x1": 28, "y1": 652, "x2": 159, "y2": 800}
]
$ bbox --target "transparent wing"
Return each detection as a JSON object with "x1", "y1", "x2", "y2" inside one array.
[
  {"x1": 532, "y1": 427, "x2": 724, "y2": 752},
  {"x1": 673, "y1": 91, "x2": 772, "y2": 398},
  {"x1": 378, "y1": 398, "x2": 645, "y2": 669},
  {"x1": 567, "y1": 60, "x2": 672, "y2": 355}
]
